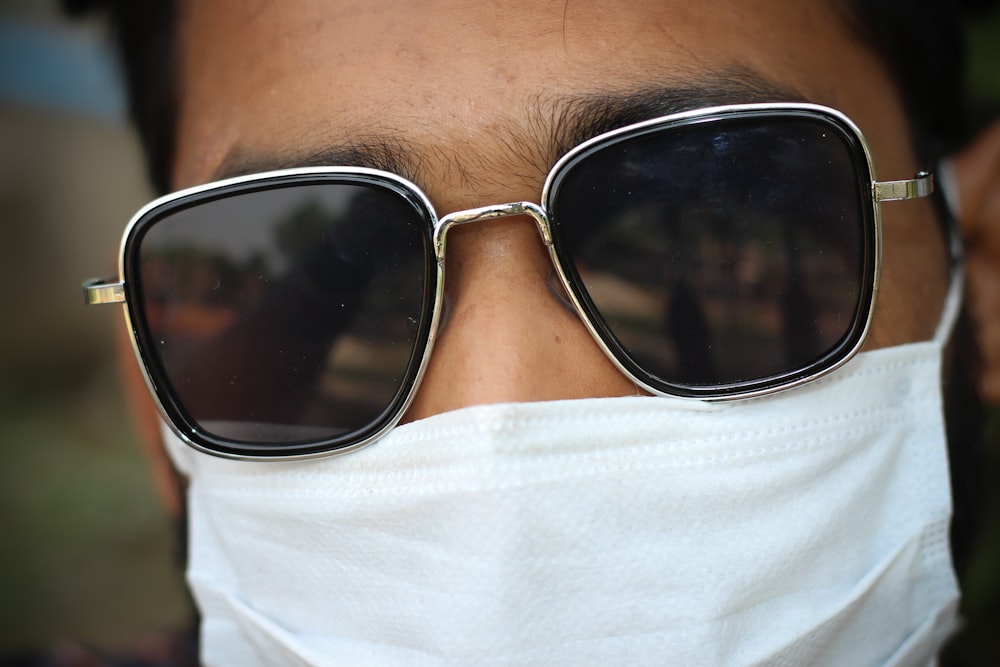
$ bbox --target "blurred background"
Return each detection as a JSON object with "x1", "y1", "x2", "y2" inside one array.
[
  {"x1": 0, "y1": 0, "x2": 190, "y2": 660},
  {"x1": 0, "y1": 0, "x2": 997, "y2": 664}
]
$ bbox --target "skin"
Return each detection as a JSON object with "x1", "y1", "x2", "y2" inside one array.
[
  {"x1": 953, "y1": 118, "x2": 1000, "y2": 402},
  {"x1": 129, "y1": 0, "x2": 959, "y2": 508}
]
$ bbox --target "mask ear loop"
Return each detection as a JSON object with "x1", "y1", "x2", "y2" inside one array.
[
  {"x1": 936, "y1": 158, "x2": 962, "y2": 221},
  {"x1": 932, "y1": 165, "x2": 966, "y2": 346},
  {"x1": 931, "y1": 158, "x2": 986, "y2": 577}
]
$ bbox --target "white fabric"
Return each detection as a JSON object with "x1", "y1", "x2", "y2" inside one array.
[{"x1": 165, "y1": 279, "x2": 963, "y2": 667}]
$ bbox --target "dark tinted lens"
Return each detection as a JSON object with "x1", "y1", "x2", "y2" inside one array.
[
  {"x1": 550, "y1": 113, "x2": 873, "y2": 394},
  {"x1": 127, "y1": 176, "x2": 434, "y2": 454}
]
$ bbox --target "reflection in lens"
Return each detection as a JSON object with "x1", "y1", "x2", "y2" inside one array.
[
  {"x1": 551, "y1": 115, "x2": 869, "y2": 391},
  {"x1": 133, "y1": 179, "x2": 431, "y2": 447}
]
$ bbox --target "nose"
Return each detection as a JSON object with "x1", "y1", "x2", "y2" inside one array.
[{"x1": 402, "y1": 210, "x2": 640, "y2": 422}]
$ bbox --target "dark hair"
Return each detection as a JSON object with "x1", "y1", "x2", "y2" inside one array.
[{"x1": 842, "y1": 0, "x2": 999, "y2": 161}]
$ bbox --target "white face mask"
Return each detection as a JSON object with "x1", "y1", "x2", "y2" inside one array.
[{"x1": 164, "y1": 275, "x2": 963, "y2": 667}]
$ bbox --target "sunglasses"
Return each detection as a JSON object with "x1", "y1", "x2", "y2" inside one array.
[{"x1": 83, "y1": 103, "x2": 933, "y2": 459}]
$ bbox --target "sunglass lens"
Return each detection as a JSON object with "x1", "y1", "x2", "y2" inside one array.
[
  {"x1": 550, "y1": 112, "x2": 874, "y2": 395},
  {"x1": 127, "y1": 177, "x2": 435, "y2": 455}
]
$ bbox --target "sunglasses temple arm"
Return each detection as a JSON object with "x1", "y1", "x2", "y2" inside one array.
[
  {"x1": 82, "y1": 277, "x2": 125, "y2": 305},
  {"x1": 873, "y1": 171, "x2": 933, "y2": 202}
]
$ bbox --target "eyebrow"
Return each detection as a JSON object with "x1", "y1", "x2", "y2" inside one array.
[{"x1": 212, "y1": 67, "x2": 807, "y2": 184}]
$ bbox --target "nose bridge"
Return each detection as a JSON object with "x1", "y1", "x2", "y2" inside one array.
[
  {"x1": 404, "y1": 197, "x2": 642, "y2": 422},
  {"x1": 434, "y1": 201, "x2": 551, "y2": 263}
]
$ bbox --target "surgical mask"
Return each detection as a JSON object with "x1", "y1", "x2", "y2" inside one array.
[{"x1": 164, "y1": 273, "x2": 963, "y2": 667}]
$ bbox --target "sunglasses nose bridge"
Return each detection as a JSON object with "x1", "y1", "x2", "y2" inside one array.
[{"x1": 433, "y1": 201, "x2": 551, "y2": 264}]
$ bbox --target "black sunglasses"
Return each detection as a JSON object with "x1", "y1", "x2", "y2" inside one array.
[{"x1": 83, "y1": 103, "x2": 933, "y2": 459}]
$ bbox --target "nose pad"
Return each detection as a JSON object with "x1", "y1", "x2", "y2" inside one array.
[{"x1": 402, "y1": 215, "x2": 641, "y2": 422}]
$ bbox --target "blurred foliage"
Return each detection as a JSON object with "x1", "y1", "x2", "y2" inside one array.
[
  {"x1": 966, "y1": 5, "x2": 1000, "y2": 126},
  {"x1": 942, "y1": 5, "x2": 1000, "y2": 666},
  {"x1": 945, "y1": 413, "x2": 1000, "y2": 665},
  {"x1": 0, "y1": 373, "x2": 189, "y2": 651}
]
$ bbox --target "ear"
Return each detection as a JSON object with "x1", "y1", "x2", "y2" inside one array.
[
  {"x1": 116, "y1": 322, "x2": 184, "y2": 518},
  {"x1": 949, "y1": 118, "x2": 1000, "y2": 403}
]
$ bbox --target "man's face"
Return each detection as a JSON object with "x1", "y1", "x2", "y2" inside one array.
[{"x1": 171, "y1": 0, "x2": 949, "y2": 422}]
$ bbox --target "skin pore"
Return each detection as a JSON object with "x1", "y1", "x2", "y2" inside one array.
[{"x1": 132, "y1": 0, "x2": 950, "y2": 448}]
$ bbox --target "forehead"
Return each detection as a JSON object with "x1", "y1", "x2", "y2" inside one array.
[{"x1": 173, "y1": 0, "x2": 901, "y2": 196}]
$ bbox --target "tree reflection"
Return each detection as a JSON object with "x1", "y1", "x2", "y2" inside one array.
[{"x1": 137, "y1": 183, "x2": 430, "y2": 446}]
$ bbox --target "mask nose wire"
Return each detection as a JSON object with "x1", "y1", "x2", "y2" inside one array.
[{"x1": 433, "y1": 201, "x2": 552, "y2": 264}]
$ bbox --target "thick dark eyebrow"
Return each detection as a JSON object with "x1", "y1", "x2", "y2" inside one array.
[
  {"x1": 215, "y1": 134, "x2": 423, "y2": 182},
  {"x1": 545, "y1": 70, "x2": 807, "y2": 161},
  {"x1": 212, "y1": 67, "x2": 807, "y2": 183}
]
